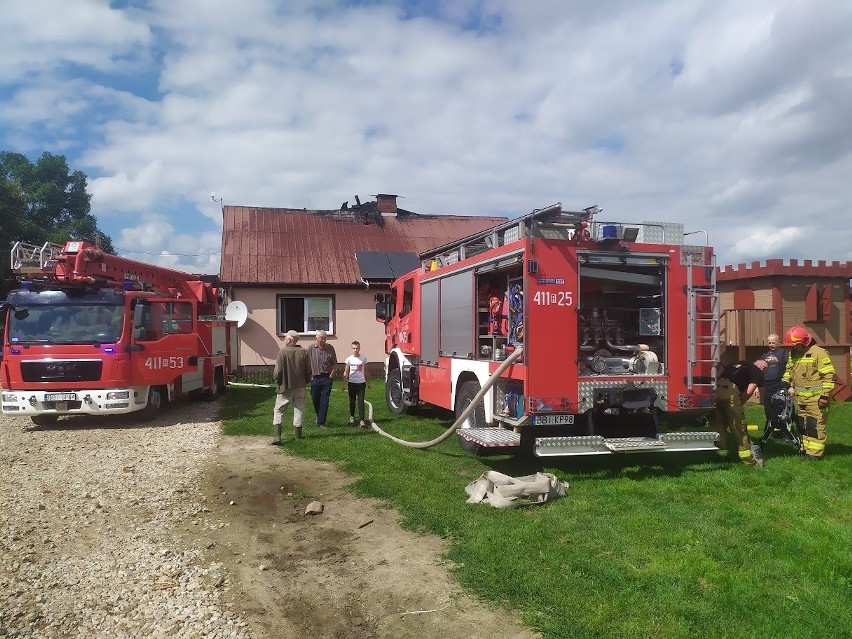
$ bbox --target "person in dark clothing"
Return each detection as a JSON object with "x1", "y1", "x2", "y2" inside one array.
[
  {"x1": 714, "y1": 359, "x2": 767, "y2": 467},
  {"x1": 306, "y1": 330, "x2": 338, "y2": 427},
  {"x1": 760, "y1": 333, "x2": 789, "y2": 424}
]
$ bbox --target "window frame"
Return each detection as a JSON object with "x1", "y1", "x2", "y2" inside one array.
[{"x1": 277, "y1": 294, "x2": 335, "y2": 336}]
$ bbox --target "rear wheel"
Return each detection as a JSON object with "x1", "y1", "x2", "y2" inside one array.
[
  {"x1": 455, "y1": 380, "x2": 486, "y2": 429},
  {"x1": 143, "y1": 385, "x2": 168, "y2": 418},
  {"x1": 206, "y1": 367, "x2": 225, "y2": 401},
  {"x1": 386, "y1": 369, "x2": 409, "y2": 415}
]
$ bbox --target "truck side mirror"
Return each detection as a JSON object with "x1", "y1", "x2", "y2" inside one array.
[
  {"x1": 375, "y1": 301, "x2": 393, "y2": 322},
  {"x1": 133, "y1": 301, "x2": 146, "y2": 327}
]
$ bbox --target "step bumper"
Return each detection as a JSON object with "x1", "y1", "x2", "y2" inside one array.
[
  {"x1": 535, "y1": 432, "x2": 720, "y2": 457},
  {"x1": 457, "y1": 429, "x2": 720, "y2": 457}
]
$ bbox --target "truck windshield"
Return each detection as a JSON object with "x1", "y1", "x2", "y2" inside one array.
[{"x1": 8, "y1": 304, "x2": 124, "y2": 344}]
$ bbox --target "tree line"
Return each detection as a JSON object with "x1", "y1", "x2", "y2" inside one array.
[{"x1": 0, "y1": 151, "x2": 113, "y2": 299}]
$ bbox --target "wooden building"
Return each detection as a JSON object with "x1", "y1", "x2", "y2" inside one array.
[{"x1": 717, "y1": 259, "x2": 852, "y2": 401}]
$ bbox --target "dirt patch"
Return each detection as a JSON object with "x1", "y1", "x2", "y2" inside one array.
[{"x1": 191, "y1": 436, "x2": 539, "y2": 639}]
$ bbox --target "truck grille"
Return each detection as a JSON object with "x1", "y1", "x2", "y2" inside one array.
[{"x1": 20, "y1": 360, "x2": 103, "y2": 383}]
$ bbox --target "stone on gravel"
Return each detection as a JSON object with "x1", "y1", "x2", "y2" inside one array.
[{"x1": 304, "y1": 500, "x2": 324, "y2": 515}]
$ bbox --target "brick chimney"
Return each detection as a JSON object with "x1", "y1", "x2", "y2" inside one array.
[{"x1": 376, "y1": 193, "x2": 398, "y2": 217}]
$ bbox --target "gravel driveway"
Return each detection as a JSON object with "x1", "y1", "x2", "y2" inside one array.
[
  {"x1": 0, "y1": 401, "x2": 249, "y2": 639},
  {"x1": 1, "y1": 399, "x2": 539, "y2": 639}
]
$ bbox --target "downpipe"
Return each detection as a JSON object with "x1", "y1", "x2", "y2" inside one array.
[{"x1": 370, "y1": 346, "x2": 524, "y2": 449}]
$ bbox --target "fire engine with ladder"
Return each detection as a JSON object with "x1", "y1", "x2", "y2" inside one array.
[
  {"x1": 375, "y1": 203, "x2": 721, "y2": 456},
  {"x1": 1, "y1": 240, "x2": 232, "y2": 425}
]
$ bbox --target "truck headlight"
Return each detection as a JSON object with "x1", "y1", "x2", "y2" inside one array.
[
  {"x1": 106, "y1": 391, "x2": 130, "y2": 400},
  {"x1": 2, "y1": 393, "x2": 17, "y2": 403}
]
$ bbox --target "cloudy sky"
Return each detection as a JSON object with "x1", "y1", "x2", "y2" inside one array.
[{"x1": 1, "y1": 0, "x2": 850, "y2": 274}]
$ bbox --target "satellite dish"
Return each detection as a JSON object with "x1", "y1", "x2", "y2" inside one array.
[{"x1": 225, "y1": 301, "x2": 248, "y2": 328}]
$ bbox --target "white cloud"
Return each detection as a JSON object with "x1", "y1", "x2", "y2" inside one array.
[
  {"x1": 115, "y1": 214, "x2": 221, "y2": 274},
  {"x1": 2, "y1": 0, "x2": 851, "y2": 273},
  {"x1": 729, "y1": 226, "x2": 802, "y2": 262},
  {"x1": 0, "y1": 0, "x2": 152, "y2": 81}
]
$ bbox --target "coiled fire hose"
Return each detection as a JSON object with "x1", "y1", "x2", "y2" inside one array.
[{"x1": 369, "y1": 346, "x2": 524, "y2": 449}]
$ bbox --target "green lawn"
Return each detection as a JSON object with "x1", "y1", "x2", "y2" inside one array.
[{"x1": 220, "y1": 383, "x2": 852, "y2": 639}]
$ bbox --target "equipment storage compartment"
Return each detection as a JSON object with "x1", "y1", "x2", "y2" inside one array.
[
  {"x1": 505, "y1": 277, "x2": 524, "y2": 349},
  {"x1": 493, "y1": 378, "x2": 525, "y2": 427},
  {"x1": 576, "y1": 252, "x2": 667, "y2": 378},
  {"x1": 475, "y1": 263, "x2": 523, "y2": 361}
]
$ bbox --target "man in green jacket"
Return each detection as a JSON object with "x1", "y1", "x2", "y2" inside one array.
[{"x1": 272, "y1": 330, "x2": 312, "y2": 442}]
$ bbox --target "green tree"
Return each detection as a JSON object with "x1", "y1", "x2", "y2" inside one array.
[
  {"x1": 0, "y1": 151, "x2": 113, "y2": 298},
  {"x1": 0, "y1": 177, "x2": 26, "y2": 299}
]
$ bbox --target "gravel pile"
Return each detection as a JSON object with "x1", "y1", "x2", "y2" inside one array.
[{"x1": 0, "y1": 403, "x2": 253, "y2": 639}]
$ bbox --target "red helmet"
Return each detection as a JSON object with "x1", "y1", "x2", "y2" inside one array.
[{"x1": 783, "y1": 325, "x2": 813, "y2": 347}]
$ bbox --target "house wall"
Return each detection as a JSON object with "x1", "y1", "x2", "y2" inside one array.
[{"x1": 230, "y1": 286, "x2": 388, "y2": 374}]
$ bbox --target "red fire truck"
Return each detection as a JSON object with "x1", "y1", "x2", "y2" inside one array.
[
  {"x1": 376, "y1": 204, "x2": 720, "y2": 456},
  {"x1": 1, "y1": 240, "x2": 231, "y2": 425}
]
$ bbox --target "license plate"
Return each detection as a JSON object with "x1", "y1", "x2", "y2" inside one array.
[
  {"x1": 45, "y1": 393, "x2": 77, "y2": 401},
  {"x1": 533, "y1": 414, "x2": 574, "y2": 426}
]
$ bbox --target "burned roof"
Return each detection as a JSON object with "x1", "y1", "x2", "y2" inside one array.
[{"x1": 219, "y1": 202, "x2": 506, "y2": 286}]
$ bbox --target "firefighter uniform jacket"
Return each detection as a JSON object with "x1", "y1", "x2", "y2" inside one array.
[
  {"x1": 782, "y1": 344, "x2": 835, "y2": 402},
  {"x1": 782, "y1": 343, "x2": 835, "y2": 459}
]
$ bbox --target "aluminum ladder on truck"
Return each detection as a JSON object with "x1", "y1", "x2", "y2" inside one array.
[
  {"x1": 10, "y1": 241, "x2": 65, "y2": 274},
  {"x1": 685, "y1": 249, "x2": 720, "y2": 391}
]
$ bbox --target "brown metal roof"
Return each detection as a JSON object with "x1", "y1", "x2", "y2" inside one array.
[{"x1": 219, "y1": 202, "x2": 506, "y2": 285}]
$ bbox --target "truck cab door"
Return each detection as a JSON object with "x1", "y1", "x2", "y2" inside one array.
[{"x1": 129, "y1": 299, "x2": 199, "y2": 386}]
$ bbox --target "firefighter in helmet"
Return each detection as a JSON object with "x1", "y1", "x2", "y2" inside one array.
[
  {"x1": 714, "y1": 359, "x2": 767, "y2": 467},
  {"x1": 781, "y1": 326, "x2": 835, "y2": 460}
]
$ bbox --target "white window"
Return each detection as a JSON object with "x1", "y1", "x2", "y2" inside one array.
[{"x1": 278, "y1": 296, "x2": 334, "y2": 334}]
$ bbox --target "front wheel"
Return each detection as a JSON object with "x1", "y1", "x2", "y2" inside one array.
[
  {"x1": 386, "y1": 369, "x2": 409, "y2": 415},
  {"x1": 142, "y1": 385, "x2": 168, "y2": 419},
  {"x1": 455, "y1": 380, "x2": 486, "y2": 429}
]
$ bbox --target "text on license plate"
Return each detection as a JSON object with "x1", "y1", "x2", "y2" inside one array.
[
  {"x1": 533, "y1": 414, "x2": 574, "y2": 426},
  {"x1": 45, "y1": 393, "x2": 77, "y2": 401}
]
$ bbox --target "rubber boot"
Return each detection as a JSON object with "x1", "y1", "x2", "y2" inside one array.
[
  {"x1": 294, "y1": 425, "x2": 303, "y2": 440},
  {"x1": 271, "y1": 423, "x2": 282, "y2": 445}
]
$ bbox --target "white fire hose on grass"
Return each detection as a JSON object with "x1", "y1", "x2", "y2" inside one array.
[
  {"x1": 367, "y1": 346, "x2": 568, "y2": 507},
  {"x1": 231, "y1": 349, "x2": 566, "y2": 506},
  {"x1": 230, "y1": 347, "x2": 524, "y2": 450},
  {"x1": 368, "y1": 346, "x2": 524, "y2": 449}
]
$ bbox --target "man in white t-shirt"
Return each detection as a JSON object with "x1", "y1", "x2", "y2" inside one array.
[{"x1": 343, "y1": 340, "x2": 369, "y2": 428}]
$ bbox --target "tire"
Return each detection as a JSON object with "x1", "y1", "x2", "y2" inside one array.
[
  {"x1": 205, "y1": 368, "x2": 224, "y2": 401},
  {"x1": 31, "y1": 414, "x2": 59, "y2": 427},
  {"x1": 142, "y1": 385, "x2": 167, "y2": 419},
  {"x1": 455, "y1": 380, "x2": 486, "y2": 429},
  {"x1": 386, "y1": 368, "x2": 409, "y2": 415}
]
